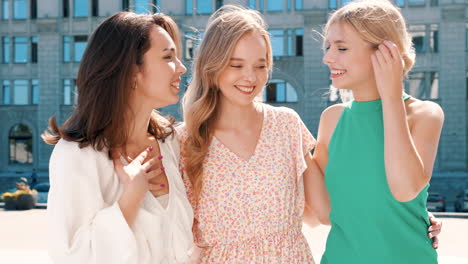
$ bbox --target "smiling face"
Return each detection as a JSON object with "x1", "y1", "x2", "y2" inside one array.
[
  {"x1": 216, "y1": 31, "x2": 269, "y2": 107},
  {"x1": 134, "y1": 25, "x2": 187, "y2": 109},
  {"x1": 323, "y1": 22, "x2": 377, "y2": 92}
]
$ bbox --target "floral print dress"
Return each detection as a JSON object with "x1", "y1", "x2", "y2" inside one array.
[{"x1": 178, "y1": 104, "x2": 316, "y2": 263}]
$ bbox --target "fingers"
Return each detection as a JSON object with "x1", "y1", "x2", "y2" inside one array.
[
  {"x1": 383, "y1": 40, "x2": 400, "y2": 63},
  {"x1": 378, "y1": 44, "x2": 392, "y2": 64},
  {"x1": 432, "y1": 236, "x2": 439, "y2": 249},
  {"x1": 141, "y1": 156, "x2": 161, "y2": 172},
  {"x1": 135, "y1": 146, "x2": 153, "y2": 164},
  {"x1": 146, "y1": 167, "x2": 165, "y2": 180},
  {"x1": 149, "y1": 183, "x2": 166, "y2": 191}
]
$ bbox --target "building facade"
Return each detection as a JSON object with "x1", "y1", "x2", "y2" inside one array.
[{"x1": 0, "y1": 0, "x2": 467, "y2": 199}]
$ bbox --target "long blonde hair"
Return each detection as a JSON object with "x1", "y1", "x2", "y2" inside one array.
[
  {"x1": 324, "y1": 0, "x2": 415, "y2": 76},
  {"x1": 182, "y1": 5, "x2": 273, "y2": 202}
]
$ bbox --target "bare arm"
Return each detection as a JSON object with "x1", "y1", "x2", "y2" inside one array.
[{"x1": 372, "y1": 41, "x2": 444, "y2": 202}]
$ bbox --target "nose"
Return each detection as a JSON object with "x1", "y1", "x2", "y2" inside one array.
[
  {"x1": 176, "y1": 57, "x2": 187, "y2": 75},
  {"x1": 243, "y1": 67, "x2": 257, "y2": 83},
  {"x1": 322, "y1": 49, "x2": 335, "y2": 66}
]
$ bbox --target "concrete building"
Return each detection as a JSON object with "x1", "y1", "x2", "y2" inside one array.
[{"x1": 0, "y1": 0, "x2": 467, "y2": 202}]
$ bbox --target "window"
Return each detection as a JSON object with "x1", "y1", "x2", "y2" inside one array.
[
  {"x1": 295, "y1": 0, "x2": 303, "y2": 10},
  {"x1": 429, "y1": 24, "x2": 438, "y2": 53},
  {"x1": 63, "y1": 79, "x2": 77, "y2": 105},
  {"x1": 466, "y1": 71, "x2": 468, "y2": 101},
  {"x1": 32, "y1": 79, "x2": 38, "y2": 104},
  {"x1": 267, "y1": 0, "x2": 282, "y2": 12},
  {"x1": 74, "y1": 36, "x2": 87, "y2": 62},
  {"x1": 408, "y1": 0, "x2": 425, "y2": 5},
  {"x1": 2, "y1": 80, "x2": 10, "y2": 104},
  {"x1": 14, "y1": 37, "x2": 28, "y2": 63},
  {"x1": 185, "y1": 31, "x2": 203, "y2": 60},
  {"x1": 263, "y1": 79, "x2": 298, "y2": 103},
  {"x1": 406, "y1": 72, "x2": 439, "y2": 100},
  {"x1": 31, "y1": 36, "x2": 38, "y2": 63},
  {"x1": 269, "y1": 29, "x2": 284, "y2": 57},
  {"x1": 430, "y1": 0, "x2": 438, "y2": 6},
  {"x1": 122, "y1": 0, "x2": 129, "y2": 11},
  {"x1": 30, "y1": 0, "x2": 37, "y2": 18},
  {"x1": 185, "y1": 0, "x2": 212, "y2": 14},
  {"x1": 134, "y1": 0, "x2": 149, "y2": 14},
  {"x1": 63, "y1": 0, "x2": 69, "y2": 17},
  {"x1": 9, "y1": 124, "x2": 33, "y2": 164},
  {"x1": 329, "y1": 0, "x2": 337, "y2": 9},
  {"x1": 13, "y1": 0, "x2": 26, "y2": 19},
  {"x1": 63, "y1": 36, "x2": 71, "y2": 62},
  {"x1": 2, "y1": 0, "x2": 8, "y2": 19},
  {"x1": 74, "y1": 0, "x2": 88, "y2": 17},
  {"x1": 288, "y1": 28, "x2": 303, "y2": 56},
  {"x1": 215, "y1": 0, "x2": 223, "y2": 10},
  {"x1": 2, "y1": 37, "x2": 10, "y2": 63},
  {"x1": 13, "y1": 80, "x2": 28, "y2": 104},
  {"x1": 186, "y1": 0, "x2": 192, "y2": 14},
  {"x1": 248, "y1": 0, "x2": 263, "y2": 11},
  {"x1": 409, "y1": 25, "x2": 425, "y2": 53},
  {"x1": 92, "y1": 0, "x2": 98, "y2": 16},
  {"x1": 394, "y1": 0, "x2": 405, "y2": 7},
  {"x1": 466, "y1": 24, "x2": 468, "y2": 51}
]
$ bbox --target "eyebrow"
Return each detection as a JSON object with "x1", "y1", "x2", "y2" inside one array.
[
  {"x1": 163, "y1": 47, "x2": 175, "y2": 52},
  {"x1": 230, "y1": 57, "x2": 267, "y2": 62},
  {"x1": 326, "y1": 40, "x2": 347, "y2": 44}
]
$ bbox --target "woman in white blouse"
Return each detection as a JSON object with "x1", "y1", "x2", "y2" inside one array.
[{"x1": 41, "y1": 12, "x2": 193, "y2": 264}]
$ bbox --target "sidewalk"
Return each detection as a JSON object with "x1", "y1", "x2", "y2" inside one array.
[{"x1": 0, "y1": 209, "x2": 467, "y2": 264}]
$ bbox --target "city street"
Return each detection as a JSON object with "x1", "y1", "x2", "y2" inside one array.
[{"x1": 0, "y1": 209, "x2": 467, "y2": 263}]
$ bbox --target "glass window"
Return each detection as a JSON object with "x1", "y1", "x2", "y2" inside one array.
[
  {"x1": 31, "y1": 36, "x2": 38, "y2": 63},
  {"x1": 2, "y1": 0, "x2": 8, "y2": 19},
  {"x1": 409, "y1": 0, "x2": 425, "y2": 4},
  {"x1": 215, "y1": 0, "x2": 223, "y2": 10},
  {"x1": 9, "y1": 124, "x2": 33, "y2": 164},
  {"x1": 63, "y1": 36, "x2": 71, "y2": 62},
  {"x1": 407, "y1": 72, "x2": 424, "y2": 98},
  {"x1": 186, "y1": 0, "x2": 192, "y2": 14},
  {"x1": 197, "y1": 0, "x2": 212, "y2": 14},
  {"x1": 342, "y1": 0, "x2": 353, "y2": 6},
  {"x1": 269, "y1": 29, "x2": 284, "y2": 57},
  {"x1": 122, "y1": 0, "x2": 129, "y2": 11},
  {"x1": 32, "y1": 79, "x2": 38, "y2": 104},
  {"x1": 409, "y1": 25, "x2": 426, "y2": 53},
  {"x1": 134, "y1": 0, "x2": 149, "y2": 14},
  {"x1": 465, "y1": 26, "x2": 468, "y2": 51},
  {"x1": 74, "y1": 0, "x2": 88, "y2": 17},
  {"x1": 267, "y1": 0, "x2": 282, "y2": 12},
  {"x1": 296, "y1": 28, "x2": 303, "y2": 56},
  {"x1": 2, "y1": 80, "x2": 10, "y2": 104},
  {"x1": 264, "y1": 79, "x2": 298, "y2": 102},
  {"x1": 13, "y1": 0, "x2": 26, "y2": 19},
  {"x1": 249, "y1": 0, "x2": 256, "y2": 9},
  {"x1": 429, "y1": 24, "x2": 438, "y2": 53},
  {"x1": 13, "y1": 80, "x2": 28, "y2": 105},
  {"x1": 295, "y1": 0, "x2": 303, "y2": 10},
  {"x1": 429, "y1": 72, "x2": 439, "y2": 99},
  {"x1": 14, "y1": 37, "x2": 28, "y2": 63},
  {"x1": 74, "y1": 35, "x2": 87, "y2": 62},
  {"x1": 430, "y1": 0, "x2": 438, "y2": 6},
  {"x1": 2, "y1": 37, "x2": 10, "y2": 63},
  {"x1": 30, "y1": 0, "x2": 37, "y2": 18},
  {"x1": 63, "y1": 79, "x2": 71, "y2": 105},
  {"x1": 63, "y1": 0, "x2": 69, "y2": 17},
  {"x1": 329, "y1": 0, "x2": 337, "y2": 9},
  {"x1": 395, "y1": 0, "x2": 405, "y2": 7},
  {"x1": 92, "y1": 0, "x2": 98, "y2": 16}
]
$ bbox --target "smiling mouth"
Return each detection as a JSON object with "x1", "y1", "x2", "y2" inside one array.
[
  {"x1": 330, "y1": 69, "x2": 346, "y2": 78},
  {"x1": 235, "y1": 85, "x2": 255, "y2": 94}
]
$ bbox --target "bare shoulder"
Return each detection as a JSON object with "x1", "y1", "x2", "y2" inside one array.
[
  {"x1": 406, "y1": 98, "x2": 444, "y2": 126},
  {"x1": 318, "y1": 103, "x2": 346, "y2": 142}
]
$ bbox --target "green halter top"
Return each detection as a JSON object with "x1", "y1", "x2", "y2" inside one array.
[{"x1": 321, "y1": 94, "x2": 438, "y2": 264}]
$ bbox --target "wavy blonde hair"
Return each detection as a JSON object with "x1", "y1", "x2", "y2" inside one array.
[
  {"x1": 324, "y1": 0, "x2": 415, "y2": 76},
  {"x1": 182, "y1": 5, "x2": 273, "y2": 202}
]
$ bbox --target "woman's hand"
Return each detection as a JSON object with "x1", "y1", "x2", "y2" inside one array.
[
  {"x1": 428, "y1": 213, "x2": 442, "y2": 249},
  {"x1": 371, "y1": 40, "x2": 404, "y2": 101}
]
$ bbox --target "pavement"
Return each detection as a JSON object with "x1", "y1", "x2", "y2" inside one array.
[{"x1": 0, "y1": 209, "x2": 467, "y2": 264}]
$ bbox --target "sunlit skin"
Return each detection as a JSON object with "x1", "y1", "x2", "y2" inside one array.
[
  {"x1": 114, "y1": 25, "x2": 187, "y2": 226},
  {"x1": 213, "y1": 31, "x2": 269, "y2": 161},
  {"x1": 302, "y1": 21, "x2": 444, "y2": 248}
]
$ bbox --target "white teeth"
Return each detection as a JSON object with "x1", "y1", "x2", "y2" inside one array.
[
  {"x1": 331, "y1": 70, "x2": 346, "y2": 75},
  {"x1": 236, "y1": 85, "x2": 254, "y2": 93}
]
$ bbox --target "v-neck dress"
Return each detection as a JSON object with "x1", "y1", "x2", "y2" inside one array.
[{"x1": 178, "y1": 104, "x2": 316, "y2": 263}]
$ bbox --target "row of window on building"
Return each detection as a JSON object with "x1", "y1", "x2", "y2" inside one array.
[
  {"x1": 2, "y1": 23, "x2": 464, "y2": 64},
  {"x1": 0, "y1": 0, "x2": 447, "y2": 21}
]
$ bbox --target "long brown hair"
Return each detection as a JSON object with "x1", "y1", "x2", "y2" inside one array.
[
  {"x1": 42, "y1": 12, "x2": 182, "y2": 158},
  {"x1": 182, "y1": 5, "x2": 273, "y2": 201}
]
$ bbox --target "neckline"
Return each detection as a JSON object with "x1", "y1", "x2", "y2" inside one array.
[
  {"x1": 350, "y1": 93, "x2": 412, "y2": 113},
  {"x1": 212, "y1": 103, "x2": 268, "y2": 163}
]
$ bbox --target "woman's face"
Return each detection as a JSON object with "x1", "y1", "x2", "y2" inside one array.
[
  {"x1": 217, "y1": 31, "x2": 269, "y2": 107},
  {"x1": 134, "y1": 25, "x2": 187, "y2": 109},
  {"x1": 322, "y1": 22, "x2": 376, "y2": 91}
]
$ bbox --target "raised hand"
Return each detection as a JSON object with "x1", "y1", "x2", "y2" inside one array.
[{"x1": 370, "y1": 40, "x2": 404, "y2": 101}]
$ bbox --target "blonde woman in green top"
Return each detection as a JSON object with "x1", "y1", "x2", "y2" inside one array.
[{"x1": 302, "y1": 0, "x2": 444, "y2": 263}]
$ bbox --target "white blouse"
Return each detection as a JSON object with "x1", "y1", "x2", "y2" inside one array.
[{"x1": 47, "y1": 133, "x2": 194, "y2": 264}]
